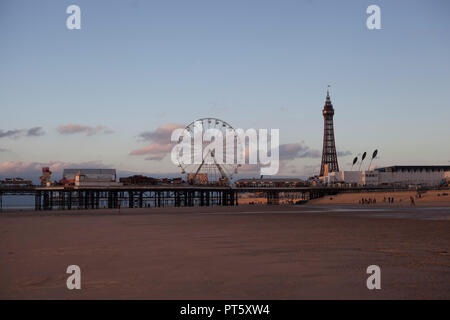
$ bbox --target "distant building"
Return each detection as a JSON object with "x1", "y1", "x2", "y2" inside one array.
[
  {"x1": 40, "y1": 167, "x2": 52, "y2": 186},
  {"x1": 187, "y1": 173, "x2": 208, "y2": 185},
  {"x1": 63, "y1": 169, "x2": 116, "y2": 181},
  {"x1": 171, "y1": 177, "x2": 183, "y2": 184},
  {"x1": 119, "y1": 175, "x2": 184, "y2": 185},
  {"x1": 235, "y1": 178, "x2": 306, "y2": 188},
  {"x1": 62, "y1": 169, "x2": 121, "y2": 187},
  {"x1": 0, "y1": 177, "x2": 33, "y2": 186},
  {"x1": 119, "y1": 175, "x2": 158, "y2": 185},
  {"x1": 325, "y1": 165, "x2": 450, "y2": 187}
]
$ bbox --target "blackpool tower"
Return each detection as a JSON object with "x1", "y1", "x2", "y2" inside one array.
[{"x1": 320, "y1": 87, "x2": 339, "y2": 176}]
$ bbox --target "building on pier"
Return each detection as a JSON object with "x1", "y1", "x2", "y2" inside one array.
[
  {"x1": 61, "y1": 169, "x2": 122, "y2": 187},
  {"x1": 235, "y1": 178, "x2": 306, "y2": 188},
  {"x1": 324, "y1": 165, "x2": 450, "y2": 187}
]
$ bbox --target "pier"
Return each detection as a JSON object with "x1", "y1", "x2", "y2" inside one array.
[
  {"x1": 0, "y1": 185, "x2": 396, "y2": 211},
  {"x1": 33, "y1": 186, "x2": 238, "y2": 210}
]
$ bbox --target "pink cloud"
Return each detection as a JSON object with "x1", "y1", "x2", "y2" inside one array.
[
  {"x1": 57, "y1": 124, "x2": 113, "y2": 136},
  {"x1": 130, "y1": 123, "x2": 184, "y2": 161},
  {"x1": 130, "y1": 144, "x2": 173, "y2": 157},
  {"x1": 138, "y1": 123, "x2": 184, "y2": 143},
  {"x1": 279, "y1": 143, "x2": 321, "y2": 160}
]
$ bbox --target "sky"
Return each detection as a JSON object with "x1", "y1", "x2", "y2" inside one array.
[{"x1": 1, "y1": 0, "x2": 449, "y2": 180}]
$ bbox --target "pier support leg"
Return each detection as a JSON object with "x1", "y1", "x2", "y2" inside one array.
[
  {"x1": 34, "y1": 191, "x2": 41, "y2": 211},
  {"x1": 129, "y1": 191, "x2": 134, "y2": 208},
  {"x1": 267, "y1": 192, "x2": 280, "y2": 205},
  {"x1": 200, "y1": 191, "x2": 204, "y2": 206},
  {"x1": 95, "y1": 191, "x2": 99, "y2": 209},
  {"x1": 68, "y1": 192, "x2": 72, "y2": 210},
  {"x1": 157, "y1": 191, "x2": 161, "y2": 207},
  {"x1": 84, "y1": 191, "x2": 89, "y2": 209},
  {"x1": 114, "y1": 191, "x2": 118, "y2": 208},
  {"x1": 108, "y1": 191, "x2": 112, "y2": 208},
  {"x1": 222, "y1": 191, "x2": 227, "y2": 206}
]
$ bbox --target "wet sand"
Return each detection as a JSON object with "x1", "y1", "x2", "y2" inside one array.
[{"x1": 0, "y1": 205, "x2": 449, "y2": 299}]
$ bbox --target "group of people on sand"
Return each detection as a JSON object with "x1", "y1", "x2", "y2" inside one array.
[
  {"x1": 383, "y1": 197, "x2": 395, "y2": 204},
  {"x1": 359, "y1": 198, "x2": 377, "y2": 204},
  {"x1": 384, "y1": 196, "x2": 416, "y2": 206},
  {"x1": 358, "y1": 195, "x2": 416, "y2": 206}
]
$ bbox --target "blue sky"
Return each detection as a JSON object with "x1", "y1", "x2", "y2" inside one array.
[{"x1": 1, "y1": 0, "x2": 449, "y2": 179}]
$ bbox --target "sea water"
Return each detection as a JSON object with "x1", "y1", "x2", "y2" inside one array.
[{"x1": 0, "y1": 195, "x2": 35, "y2": 210}]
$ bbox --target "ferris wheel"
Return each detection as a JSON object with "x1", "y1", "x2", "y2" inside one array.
[{"x1": 175, "y1": 118, "x2": 242, "y2": 185}]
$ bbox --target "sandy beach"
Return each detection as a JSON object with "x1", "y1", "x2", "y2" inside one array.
[
  {"x1": 1, "y1": 204, "x2": 449, "y2": 300},
  {"x1": 237, "y1": 189, "x2": 450, "y2": 207},
  {"x1": 308, "y1": 189, "x2": 450, "y2": 207}
]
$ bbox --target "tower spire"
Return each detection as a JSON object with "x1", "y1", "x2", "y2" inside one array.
[
  {"x1": 325, "y1": 85, "x2": 332, "y2": 104},
  {"x1": 320, "y1": 86, "x2": 339, "y2": 176}
]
